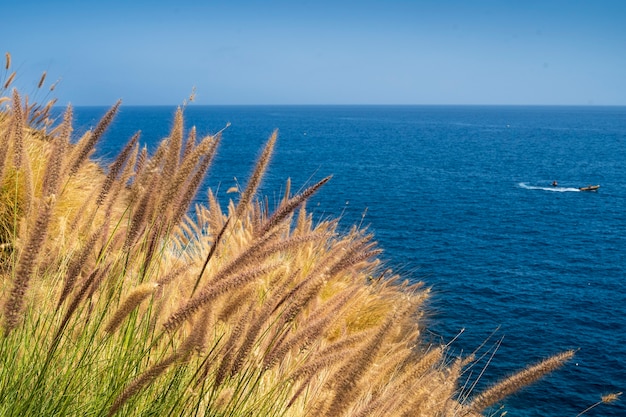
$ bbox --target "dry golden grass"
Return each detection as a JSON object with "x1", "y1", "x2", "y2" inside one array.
[{"x1": 0, "y1": 71, "x2": 590, "y2": 416}]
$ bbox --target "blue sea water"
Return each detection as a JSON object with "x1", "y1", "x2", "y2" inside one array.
[{"x1": 73, "y1": 105, "x2": 625, "y2": 416}]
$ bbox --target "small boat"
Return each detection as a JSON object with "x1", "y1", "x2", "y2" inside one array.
[{"x1": 579, "y1": 185, "x2": 600, "y2": 192}]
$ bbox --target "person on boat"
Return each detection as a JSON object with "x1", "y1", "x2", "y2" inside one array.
[{"x1": 552, "y1": 180, "x2": 558, "y2": 187}]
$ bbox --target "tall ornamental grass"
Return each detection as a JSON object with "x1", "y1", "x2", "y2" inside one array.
[{"x1": 0, "y1": 54, "x2": 592, "y2": 416}]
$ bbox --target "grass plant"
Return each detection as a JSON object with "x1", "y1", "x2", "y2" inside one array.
[{"x1": 0, "y1": 59, "x2": 605, "y2": 416}]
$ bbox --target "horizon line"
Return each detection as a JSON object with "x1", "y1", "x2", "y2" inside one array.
[{"x1": 54, "y1": 103, "x2": 626, "y2": 108}]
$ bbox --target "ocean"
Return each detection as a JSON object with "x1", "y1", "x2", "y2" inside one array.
[{"x1": 72, "y1": 105, "x2": 625, "y2": 416}]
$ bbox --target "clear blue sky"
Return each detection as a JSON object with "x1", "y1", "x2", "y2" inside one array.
[{"x1": 4, "y1": 0, "x2": 625, "y2": 105}]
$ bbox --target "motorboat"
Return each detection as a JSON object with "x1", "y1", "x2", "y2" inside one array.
[{"x1": 579, "y1": 185, "x2": 600, "y2": 192}]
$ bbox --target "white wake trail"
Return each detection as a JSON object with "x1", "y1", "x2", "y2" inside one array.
[{"x1": 518, "y1": 183, "x2": 580, "y2": 192}]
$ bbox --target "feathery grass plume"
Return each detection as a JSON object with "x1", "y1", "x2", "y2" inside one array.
[
  {"x1": 264, "y1": 287, "x2": 358, "y2": 370},
  {"x1": 132, "y1": 218, "x2": 163, "y2": 275},
  {"x1": 0, "y1": 118, "x2": 10, "y2": 182},
  {"x1": 192, "y1": 310, "x2": 223, "y2": 387},
  {"x1": 108, "y1": 353, "x2": 180, "y2": 417},
  {"x1": 576, "y1": 391, "x2": 622, "y2": 416},
  {"x1": 229, "y1": 272, "x2": 296, "y2": 375},
  {"x1": 282, "y1": 177, "x2": 291, "y2": 204},
  {"x1": 185, "y1": 308, "x2": 212, "y2": 355},
  {"x1": 164, "y1": 132, "x2": 221, "y2": 226},
  {"x1": 163, "y1": 262, "x2": 280, "y2": 332},
  {"x1": 11, "y1": 89, "x2": 24, "y2": 168},
  {"x1": 102, "y1": 139, "x2": 138, "y2": 212},
  {"x1": 208, "y1": 231, "x2": 324, "y2": 295},
  {"x1": 148, "y1": 264, "x2": 191, "y2": 329},
  {"x1": 252, "y1": 196, "x2": 265, "y2": 231},
  {"x1": 123, "y1": 173, "x2": 159, "y2": 251},
  {"x1": 216, "y1": 290, "x2": 253, "y2": 324},
  {"x1": 37, "y1": 71, "x2": 47, "y2": 89},
  {"x1": 68, "y1": 100, "x2": 121, "y2": 175},
  {"x1": 291, "y1": 332, "x2": 368, "y2": 383},
  {"x1": 270, "y1": 280, "x2": 326, "y2": 349},
  {"x1": 48, "y1": 79, "x2": 58, "y2": 92},
  {"x1": 253, "y1": 232, "x2": 327, "y2": 264},
  {"x1": 256, "y1": 175, "x2": 331, "y2": 238},
  {"x1": 96, "y1": 198, "x2": 117, "y2": 261},
  {"x1": 321, "y1": 317, "x2": 394, "y2": 417},
  {"x1": 214, "y1": 302, "x2": 254, "y2": 386},
  {"x1": 206, "y1": 188, "x2": 226, "y2": 231},
  {"x1": 287, "y1": 332, "x2": 370, "y2": 408},
  {"x1": 63, "y1": 168, "x2": 109, "y2": 244},
  {"x1": 408, "y1": 357, "x2": 464, "y2": 417},
  {"x1": 57, "y1": 231, "x2": 100, "y2": 308},
  {"x1": 139, "y1": 223, "x2": 163, "y2": 279},
  {"x1": 181, "y1": 126, "x2": 196, "y2": 161},
  {"x1": 350, "y1": 384, "x2": 401, "y2": 417},
  {"x1": 97, "y1": 131, "x2": 139, "y2": 206},
  {"x1": 468, "y1": 350, "x2": 575, "y2": 413},
  {"x1": 270, "y1": 244, "x2": 345, "y2": 322},
  {"x1": 123, "y1": 141, "x2": 140, "y2": 179},
  {"x1": 162, "y1": 107, "x2": 184, "y2": 181},
  {"x1": 47, "y1": 103, "x2": 73, "y2": 141},
  {"x1": 351, "y1": 346, "x2": 446, "y2": 417},
  {"x1": 110, "y1": 308, "x2": 213, "y2": 416},
  {"x1": 271, "y1": 234, "x2": 373, "y2": 321},
  {"x1": 135, "y1": 145, "x2": 148, "y2": 178},
  {"x1": 4, "y1": 52, "x2": 10, "y2": 70},
  {"x1": 231, "y1": 131, "x2": 276, "y2": 223},
  {"x1": 29, "y1": 98, "x2": 58, "y2": 129},
  {"x1": 206, "y1": 228, "x2": 280, "y2": 287},
  {"x1": 2, "y1": 196, "x2": 55, "y2": 334},
  {"x1": 173, "y1": 213, "x2": 201, "y2": 247},
  {"x1": 41, "y1": 106, "x2": 73, "y2": 197},
  {"x1": 51, "y1": 263, "x2": 112, "y2": 351},
  {"x1": 19, "y1": 150, "x2": 34, "y2": 217},
  {"x1": 327, "y1": 243, "x2": 381, "y2": 279},
  {"x1": 601, "y1": 392, "x2": 622, "y2": 403},
  {"x1": 155, "y1": 264, "x2": 190, "y2": 289},
  {"x1": 130, "y1": 138, "x2": 166, "y2": 195},
  {"x1": 404, "y1": 345, "x2": 445, "y2": 384},
  {"x1": 3, "y1": 72, "x2": 15, "y2": 90},
  {"x1": 105, "y1": 282, "x2": 158, "y2": 333}
]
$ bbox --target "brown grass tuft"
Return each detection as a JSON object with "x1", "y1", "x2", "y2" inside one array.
[
  {"x1": 3, "y1": 196, "x2": 55, "y2": 334},
  {"x1": 57, "y1": 231, "x2": 100, "y2": 308},
  {"x1": 37, "y1": 71, "x2": 47, "y2": 89},
  {"x1": 468, "y1": 350, "x2": 575, "y2": 413},
  {"x1": 68, "y1": 100, "x2": 121, "y2": 175},
  {"x1": 11, "y1": 89, "x2": 23, "y2": 167},
  {"x1": 3, "y1": 72, "x2": 15, "y2": 89},
  {"x1": 256, "y1": 175, "x2": 331, "y2": 238},
  {"x1": 105, "y1": 282, "x2": 159, "y2": 334},
  {"x1": 234, "y1": 130, "x2": 277, "y2": 222},
  {"x1": 41, "y1": 107, "x2": 71, "y2": 197},
  {"x1": 163, "y1": 263, "x2": 281, "y2": 332},
  {"x1": 97, "y1": 132, "x2": 139, "y2": 206},
  {"x1": 108, "y1": 354, "x2": 180, "y2": 416},
  {"x1": 577, "y1": 391, "x2": 622, "y2": 416}
]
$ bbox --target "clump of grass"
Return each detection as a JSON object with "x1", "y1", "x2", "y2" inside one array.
[{"x1": 0, "y1": 64, "x2": 583, "y2": 416}]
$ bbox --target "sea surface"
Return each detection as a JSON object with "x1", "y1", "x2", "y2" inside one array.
[{"x1": 72, "y1": 105, "x2": 625, "y2": 416}]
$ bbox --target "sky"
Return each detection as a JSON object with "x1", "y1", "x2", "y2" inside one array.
[{"x1": 4, "y1": 0, "x2": 626, "y2": 106}]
